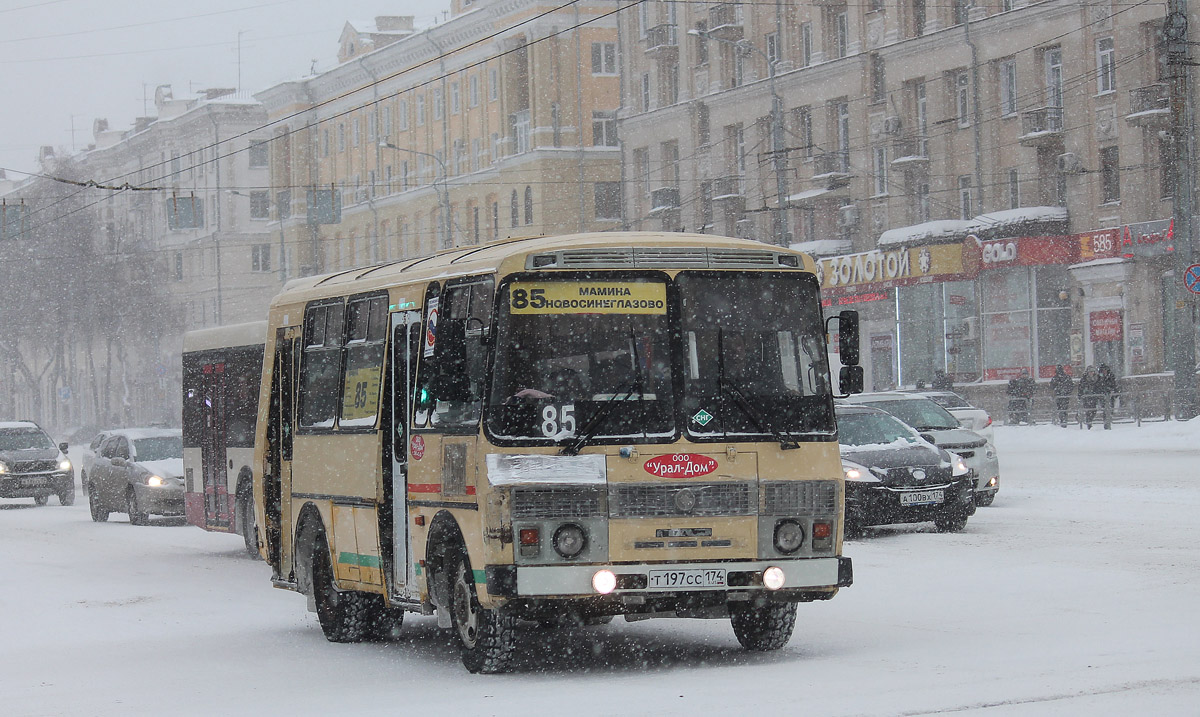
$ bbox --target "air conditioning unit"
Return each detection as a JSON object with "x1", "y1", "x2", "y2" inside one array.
[
  {"x1": 1057, "y1": 152, "x2": 1083, "y2": 174},
  {"x1": 838, "y1": 204, "x2": 860, "y2": 229},
  {"x1": 883, "y1": 116, "x2": 902, "y2": 135}
]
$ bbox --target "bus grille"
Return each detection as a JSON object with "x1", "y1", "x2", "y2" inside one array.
[
  {"x1": 512, "y1": 486, "x2": 606, "y2": 519},
  {"x1": 531, "y1": 247, "x2": 788, "y2": 270},
  {"x1": 609, "y1": 482, "x2": 755, "y2": 518},
  {"x1": 761, "y1": 481, "x2": 837, "y2": 515}
]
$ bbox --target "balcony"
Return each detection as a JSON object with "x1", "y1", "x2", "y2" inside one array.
[
  {"x1": 811, "y1": 151, "x2": 851, "y2": 187},
  {"x1": 649, "y1": 187, "x2": 681, "y2": 215},
  {"x1": 708, "y1": 3, "x2": 743, "y2": 40},
  {"x1": 891, "y1": 136, "x2": 929, "y2": 166},
  {"x1": 1126, "y1": 84, "x2": 1170, "y2": 128},
  {"x1": 1019, "y1": 107, "x2": 1064, "y2": 147},
  {"x1": 645, "y1": 24, "x2": 678, "y2": 56},
  {"x1": 712, "y1": 175, "x2": 744, "y2": 204}
]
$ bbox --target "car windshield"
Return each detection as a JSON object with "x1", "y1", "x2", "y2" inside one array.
[
  {"x1": 863, "y1": 399, "x2": 960, "y2": 430},
  {"x1": 0, "y1": 427, "x2": 54, "y2": 451},
  {"x1": 837, "y1": 412, "x2": 920, "y2": 447},
  {"x1": 679, "y1": 271, "x2": 834, "y2": 439},
  {"x1": 487, "y1": 273, "x2": 674, "y2": 442},
  {"x1": 925, "y1": 392, "x2": 970, "y2": 409},
  {"x1": 133, "y1": 436, "x2": 182, "y2": 461}
]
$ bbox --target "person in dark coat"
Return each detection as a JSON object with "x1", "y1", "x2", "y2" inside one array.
[
  {"x1": 1006, "y1": 370, "x2": 1036, "y2": 424},
  {"x1": 1049, "y1": 365, "x2": 1074, "y2": 427},
  {"x1": 1078, "y1": 365, "x2": 1101, "y2": 429},
  {"x1": 1097, "y1": 364, "x2": 1118, "y2": 429},
  {"x1": 932, "y1": 370, "x2": 953, "y2": 391}
]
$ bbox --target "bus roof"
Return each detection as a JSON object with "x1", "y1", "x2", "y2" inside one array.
[
  {"x1": 182, "y1": 321, "x2": 269, "y2": 353},
  {"x1": 270, "y1": 232, "x2": 814, "y2": 309}
]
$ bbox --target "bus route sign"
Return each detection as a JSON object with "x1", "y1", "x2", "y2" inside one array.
[{"x1": 1185, "y1": 264, "x2": 1200, "y2": 295}]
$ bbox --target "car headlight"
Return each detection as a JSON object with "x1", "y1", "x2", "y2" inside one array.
[
  {"x1": 842, "y1": 461, "x2": 879, "y2": 483},
  {"x1": 0, "y1": 461, "x2": 7, "y2": 474},
  {"x1": 59, "y1": 459, "x2": 72, "y2": 471},
  {"x1": 951, "y1": 456, "x2": 969, "y2": 477},
  {"x1": 146, "y1": 475, "x2": 166, "y2": 487}
]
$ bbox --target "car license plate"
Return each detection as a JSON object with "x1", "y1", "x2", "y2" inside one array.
[
  {"x1": 19, "y1": 477, "x2": 48, "y2": 488},
  {"x1": 899, "y1": 489, "x2": 944, "y2": 506},
  {"x1": 647, "y1": 568, "x2": 727, "y2": 589}
]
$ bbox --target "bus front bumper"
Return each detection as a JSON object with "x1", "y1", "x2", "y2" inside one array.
[{"x1": 486, "y1": 557, "x2": 852, "y2": 598}]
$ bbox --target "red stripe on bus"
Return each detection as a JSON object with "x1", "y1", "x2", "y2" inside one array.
[{"x1": 408, "y1": 484, "x2": 476, "y2": 495}]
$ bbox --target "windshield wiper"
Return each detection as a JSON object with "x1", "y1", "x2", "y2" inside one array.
[
  {"x1": 560, "y1": 328, "x2": 648, "y2": 456},
  {"x1": 716, "y1": 330, "x2": 799, "y2": 450}
]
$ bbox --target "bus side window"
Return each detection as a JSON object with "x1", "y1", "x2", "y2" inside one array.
[
  {"x1": 419, "y1": 277, "x2": 493, "y2": 432},
  {"x1": 299, "y1": 302, "x2": 345, "y2": 429},
  {"x1": 339, "y1": 294, "x2": 388, "y2": 428}
]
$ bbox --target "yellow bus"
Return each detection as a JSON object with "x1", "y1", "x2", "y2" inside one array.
[{"x1": 253, "y1": 232, "x2": 861, "y2": 673}]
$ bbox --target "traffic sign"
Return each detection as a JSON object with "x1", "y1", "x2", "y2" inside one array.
[{"x1": 1185, "y1": 263, "x2": 1200, "y2": 295}]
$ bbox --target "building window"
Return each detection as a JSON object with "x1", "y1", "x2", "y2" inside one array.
[
  {"x1": 416, "y1": 95, "x2": 426, "y2": 126},
  {"x1": 337, "y1": 123, "x2": 346, "y2": 152},
  {"x1": 835, "y1": 11, "x2": 849, "y2": 59},
  {"x1": 512, "y1": 110, "x2": 531, "y2": 154},
  {"x1": 642, "y1": 73, "x2": 652, "y2": 112},
  {"x1": 912, "y1": 0, "x2": 926, "y2": 36},
  {"x1": 469, "y1": 75, "x2": 480, "y2": 107},
  {"x1": 174, "y1": 252, "x2": 183, "y2": 281},
  {"x1": 953, "y1": 0, "x2": 969, "y2": 25},
  {"x1": 794, "y1": 106, "x2": 813, "y2": 157},
  {"x1": 1045, "y1": 46, "x2": 1064, "y2": 108},
  {"x1": 873, "y1": 146, "x2": 888, "y2": 196},
  {"x1": 955, "y1": 71, "x2": 971, "y2": 127},
  {"x1": 1097, "y1": 37, "x2": 1116, "y2": 94},
  {"x1": 592, "y1": 42, "x2": 618, "y2": 74},
  {"x1": 870, "y1": 53, "x2": 886, "y2": 102},
  {"x1": 594, "y1": 182, "x2": 621, "y2": 220},
  {"x1": 1008, "y1": 168, "x2": 1020, "y2": 209},
  {"x1": 697, "y1": 103, "x2": 710, "y2": 145},
  {"x1": 251, "y1": 244, "x2": 271, "y2": 272},
  {"x1": 1100, "y1": 146, "x2": 1120, "y2": 203},
  {"x1": 694, "y1": 21, "x2": 709, "y2": 64},
  {"x1": 510, "y1": 190, "x2": 519, "y2": 227},
  {"x1": 250, "y1": 190, "x2": 270, "y2": 219},
  {"x1": 248, "y1": 140, "x2": 268, "y2": 168},
  {"x1": 353, "y1": 118, "x2": 360, "y2": 147},
  {"x1": 551, "y1": 103, "x2": 561, "y2": 147},
  {"x1": 836, "y1": 101, "x2": 850, "y2": 169},
  {"x1": 662, "y1": 140, "x2": 680, "y2": 187},
  {"x1": 451, "y1": 82, "x2": 461, "y2": 114},
  {"x1": 958, "y1": 176, "x2": 973, "y2": 218},
  {"x1": 766, "y1": 32, "x2": 779, "y2": 73},
  {"x1": 592, "y1": 111, "x2": 618, "y2": 146},
  {"x1": 524, "y1": 186, "x2": 534, "y2": 225},
  {"x1": 368, "y1": 112, "x2": 377, "y2": 142},
  {"x1": 399, "y1": 99, "x2": 409, "y2": 130},
  {"x1": 916, "y1": 181, "x2": 930, "y2": 223},
  {"x1": 999, "y1": 58, "x2": 1018, "y2": 116},
  {"x1": 382, "y1": 106, "x2": 392, "y2": 137},
  {"x1": 433, "y1": 87, "x2": 444, "y2": 120},
  {"x1": 489, "y1": 68, "x2": 499, "y2": 101},
  {"x1": 664, "y1": 62, "x2": 679, "y2": 105},
  {"x1": 322, "y1": 129, "x2": 330, "y2": 157},
  {"x1": 800, "y1": 22, "x2": 813, "y2": 67}
]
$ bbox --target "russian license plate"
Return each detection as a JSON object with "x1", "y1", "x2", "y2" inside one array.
[
  {"x1": 19, "y1": 476, "x2": 48, "y2": 488},
  {"x1": 647, "y1": 568, "x2": 727, "y2": 589},
  {"x1": 899, "y1": 489, "x2": 944, "y2": 506}
]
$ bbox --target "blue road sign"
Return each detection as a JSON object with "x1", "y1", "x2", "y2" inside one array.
[{"x1": 1186, "y1": 263, "x2": 1200, "y2": 295}]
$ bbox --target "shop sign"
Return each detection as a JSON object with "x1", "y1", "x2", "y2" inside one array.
[
  {"x1": 817, "y1": 242, "x2": 971, "y2": 293},
  {"x1": 820, "y1": 290, "x2": 891, "y2": 308},
  {"x1": 1089, "y1": 310, "x2": 1123, "y2": 342},
  {"x1": 1121, "y1": 218, "x2": 1174, "y2": 258},
  {"x1": 981, "y1": 239, "x2": 1018, "y2": 265},
  {"x1": 979, "y1": 235, "x2": 1077, "y2": 270},
  {"x1": 1077, "y1": 228, "x2": 1120, "y2": 262},
  {"x1": 1128, "y1": 323, "x2": 1146, "y2": 364},
  {"x1": 1070, "y1": 332, "x2": 1084, "y2": 366}
]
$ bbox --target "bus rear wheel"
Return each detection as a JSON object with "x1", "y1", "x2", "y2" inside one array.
[
  {"x1": 310, "y1": 531, "x2": 370, "y2": 643},
  {"x1": 730, "y1": 600, "x2": 797, "y2": 652},
  {"x1": 236, "y1": 488, "x2": 257, "y2": 557},
  {"x1": 449, "y1": 551, "x2": 515, "y2": 674}
]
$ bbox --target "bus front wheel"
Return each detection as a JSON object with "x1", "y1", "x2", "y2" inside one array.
[
  {"x1": 730, "y1": 600, "x2": 797, "y2": 652},
  {"x1": 449, "y1": 551, "x2": 516, "y2": 673},
  {"x1": 236, "y1": 487, "x2": 257, "y2": 557},
  {"x1": 310, "y1": 530, "x2": 371, "y2": 643}
]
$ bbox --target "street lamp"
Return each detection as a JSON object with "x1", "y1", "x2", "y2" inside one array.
[
  {"x1": 379, "y1": 141, "x2": 453, "y2": 250},
  {"x1": 688, "y1": 29, "x2": 789, "y2": 247}
]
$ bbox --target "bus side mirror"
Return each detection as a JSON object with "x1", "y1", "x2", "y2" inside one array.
[
  {"x1": 839, "y1": 365, "x2": 864, "y2": 395},
  {"x1": 838, "y1": 310, "x2": 860, "y2": 366}
]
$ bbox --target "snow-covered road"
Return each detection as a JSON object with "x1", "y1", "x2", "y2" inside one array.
[{"x1": 1, "y1": 424, "x2": 1197, "y2": 715}]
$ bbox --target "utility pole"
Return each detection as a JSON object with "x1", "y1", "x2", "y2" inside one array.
[{"x1": 1165, "y1": 4, "x2": 1197, "y2": 418}]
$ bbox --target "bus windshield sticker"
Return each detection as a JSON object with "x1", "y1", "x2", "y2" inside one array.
[
  {"x1": 539, "y1": 404, "x2": 577, "y2": 438},
  {"x1": 423, "y1": 297, "x2": 439, "y2": 357},
  {"x1": 508, "y1": 281, "x2": 666, "y2": 315},
  {"x1": 692, "y1": 408, "x2": 714, "y2": 426}
]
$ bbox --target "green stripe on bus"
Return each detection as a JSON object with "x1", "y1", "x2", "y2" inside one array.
[
  {"x1": 337, "y1": 552, "x2": 381, "y2": 569},
  {"x1": 473, "y1": 569, "x2": 485, "y2": 584}
]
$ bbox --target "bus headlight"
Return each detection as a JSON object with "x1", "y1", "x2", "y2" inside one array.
[
  {"x1": 762, "y1": 566, "x2": 786, "y2": 591},
  {"x1": 773, "y1": 520, "x2": 805, "y2": 554},
  {"x1": 552, "y1": 523, "x2": 587, "y2": 559},
  {"x1": 592, "y1": 569, "x2": 616, "y2": 594}
]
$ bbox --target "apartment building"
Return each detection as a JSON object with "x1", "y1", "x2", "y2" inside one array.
[
  {"x1": 255, "y1": 2, "x2": 623, "y2": 277},
  {"x1": 619, "y1": 0, "x2": 1189, "y2": 393}
]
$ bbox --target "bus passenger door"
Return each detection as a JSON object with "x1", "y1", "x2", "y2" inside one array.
[
  {"x1": 201, "y1": 360, "x2": 232, "y2": 529},
  {"x1": 388, "y1": 311, "x2": 421, "y2": 600},
  {"x1": 266, "y1": 328, "x2": 296, "y2": 577}
]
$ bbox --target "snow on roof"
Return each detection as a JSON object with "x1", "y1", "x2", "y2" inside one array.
[
  {"x1": 1069, "y1": 257, "x2": 1127, "y2": 270},
  {"x1": 970, "y1": 206, "x2": 1068, "y2": 229},
  {"x1": 790, "y1": 239, "x2": 853, "y2": 256},
  {"x1": 113, "y1": 428, "x2": 182, "y2": 441},
  {"x1": 879, "y1": 219, "x2": 973, "y2": 246},
  {"x1": 0, "y1": 421, "x2": 39, "y2": 429},
  {"x1": 787, "y1": 187, "x2": 836, "y2": 204}
]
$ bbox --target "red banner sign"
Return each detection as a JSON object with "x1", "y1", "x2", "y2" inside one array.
[{"x1": 1089, "y1": 310, "x2": 1123, "y2": 342}]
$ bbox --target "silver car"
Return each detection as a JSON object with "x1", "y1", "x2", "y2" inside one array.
[
  {"x1": 911, "y1": 391, "x2": 995, "y2": 445},
  {"x1": 840, "y1": 392, "x2": 1000, "y2": 506},
  {"x1": 85, "y1": 428, "x2": 184, "y2": 524}
]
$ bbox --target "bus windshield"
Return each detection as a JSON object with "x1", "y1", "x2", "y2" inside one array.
[
  {"x1": 679, "y1": 271, "x2": 834, "y2": 439},
  {"x1": 487, "y1": 274, "x2": 675, "y2": 443}
]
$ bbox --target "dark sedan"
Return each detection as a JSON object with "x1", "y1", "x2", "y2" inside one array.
[{"x1": 837, "y1": 406, "x2": 975, "y2": 535}]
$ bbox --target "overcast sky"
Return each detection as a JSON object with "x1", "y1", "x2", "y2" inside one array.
[{"x1": 0, "y1": 0, "x2": 436, "y2": 176}]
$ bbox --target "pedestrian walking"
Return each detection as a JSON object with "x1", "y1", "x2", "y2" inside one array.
[
  {"x1": 932, "y1": 370, "x2": 953, "y2": 391},
  {"x1": 1006, "y1": 370, "x2": 1036, "y2": 424},
  {"x1": 1050, "y1": 365, "x2": 1074, "y2": 427},
  {"x1": 1078, "y1": 365, "x2": 1101, "y2": 429},
  {"x1": 1097, "y1": 363, "x2": 1118, "y2": 429}
]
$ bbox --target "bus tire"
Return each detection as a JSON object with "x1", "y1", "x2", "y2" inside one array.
[
  {"x1": 88, "y1": 486, "x2": 109, "y2": 522},
  {"x1": 236, "y1": 486, "x2": 257, "y2": 557},
  {"x1": 730, "y1": 600, "x2": 797, "y2": 652},
  {"x1": 310, "y1": 529, "x2": 370, "y2": 643},
  {"x1": 363, "y1": 598, "x2": 405, "y2": 642},
  {"x1": 449, "y1": 550, "x2": 516, "y2": 674}
]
